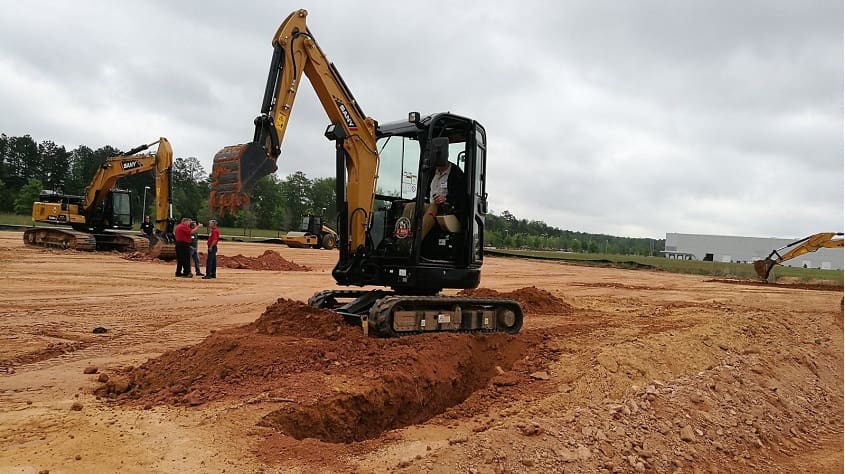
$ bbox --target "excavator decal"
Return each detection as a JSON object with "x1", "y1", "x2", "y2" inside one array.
[
  {"x1": 334, "y1": 98, "x2": 358, "y2": 130},
  {"x1": 121, "y1": 160, "x2": 143, "y2": 170}
]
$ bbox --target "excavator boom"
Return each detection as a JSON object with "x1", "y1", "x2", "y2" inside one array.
[{"x1": 753, "y1": 232, "x2": 844, "y2": 280}]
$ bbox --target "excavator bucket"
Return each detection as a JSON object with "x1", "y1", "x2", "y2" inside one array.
[
  {"x1": 209, "y1": 142, "x2": 278, "y2": 215},
  {"x1": 753, "y1": 258, "x2": 776, "y2": 281},
  {"x1": 148, "y1": 237, "x2": 176, "y2": 261}
]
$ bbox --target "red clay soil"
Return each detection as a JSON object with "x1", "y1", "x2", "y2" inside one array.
[
  {"x1": 201, "y1": 249, "x2": 311, "y2": 271},
  {"x1": 459, "y1": 286, "x2": 574, "y2": 314},
  {"x1": 96, "y1": 298, "x2": 549, "y2": 444},
  {"x1": 123, "y1": 249, "x2": 310, "y2": 271}
]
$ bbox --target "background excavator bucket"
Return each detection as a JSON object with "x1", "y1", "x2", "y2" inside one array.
[
  {"x1": 209, "y1": 142, "x2": 278, "y2": 215},
  {"x1": 753, "y1": 258, "x2": 776, "y2": 281},
  {"x1": 148, "y1": 236, "x2": 176, "y2": 261}
]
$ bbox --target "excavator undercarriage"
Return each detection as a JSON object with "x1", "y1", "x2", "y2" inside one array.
[{"x1": 308, "y1": 290, "x2": 523, "y2": 337}]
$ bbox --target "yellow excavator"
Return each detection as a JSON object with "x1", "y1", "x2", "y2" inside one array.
[
  {"x1": 753, "y1": 232, "x2": 844, "y2": 280},
  {"x1": 210, "y1": 9, "x2": 522, "y2": 337},
  {"x1": 281, "y1": 215, "x2": 338, "y2": 249},
  {"x1": 24, "y1": 138, "x2": 177, "y2": 259}
]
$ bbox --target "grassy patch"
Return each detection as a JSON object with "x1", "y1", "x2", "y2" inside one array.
[
  {"x1": 0, "y1": 213, "x2": 32, "y2": 226},
  {"x1": 486, "y1": 249, "x2": 843, "y2": 284}
]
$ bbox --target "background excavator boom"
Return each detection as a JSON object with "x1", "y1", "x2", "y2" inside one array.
[{"x1": 753, "y1": 232, "x2": 844, "y2": 280}]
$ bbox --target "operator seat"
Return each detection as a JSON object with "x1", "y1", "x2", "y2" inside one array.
[{"x1": 436, "y1": 214, "x2": 462, "y2": 233}]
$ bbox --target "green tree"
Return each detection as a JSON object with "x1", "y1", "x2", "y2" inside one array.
[
  {"x1": 279, "y1": 171, "x2": 312, "y2": 229},
  {"x1": 4, "y1": 135, "x2": 38, "y2": 191},
  {"x1": 251, "y1": 175, "x2": 286, "y2": 230},
  {"x1": 308, "y1": 176, "x2": 336, "y2": 227},
  {"x1": 234, "y1": 208, "x2": 257, "y2": 235},
  {"x1": 14, "y1": 178, "x2": 43, "y2": 215},
  {"x1": 0, "y1": 177, "x2": 10, "y2": 213},
  {"x1": 171, "y1": 157, "x2": 208, "y2": 220},
  {"x1": 39, "y1": 140, "x2": 70, "y2": 191}
]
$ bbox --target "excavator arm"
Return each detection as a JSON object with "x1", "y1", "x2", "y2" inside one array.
[
  {"x1": 210, "y1": 9, "x2": 378, "y2": 253},
  {"x1": 753, "y1": 232, "x2": 844, "y2": 280}
]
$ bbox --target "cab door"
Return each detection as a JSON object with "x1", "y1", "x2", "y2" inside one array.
[{"x1": 468, "y1": 123, "x2": 487, "y2": 266}]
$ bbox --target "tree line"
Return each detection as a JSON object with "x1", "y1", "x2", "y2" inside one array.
[
  {"x1": 1, "y1": 133, "x2": 664, "y2": 254},
  {"x1": 0, "y1": 134, "x2": 336, "y2": 231}
]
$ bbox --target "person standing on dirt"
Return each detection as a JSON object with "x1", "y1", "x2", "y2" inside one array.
[
  {"x1": 202, "y1": 220, "x2": 219, "y2": 279},
  {"x1": 174, "y1": 217, "x2": 201, "y2": 278},
  {"x1": 140, "y1": 215, "x2": 154, "y2": 242},
  {"x1": 189, "y1": 221, "x2": 204, "y2": 277}
]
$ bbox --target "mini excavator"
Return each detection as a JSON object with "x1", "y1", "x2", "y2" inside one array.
[
  {"x1": 24, "y1": 138, "x2": 177, "y2": 259},
  {"x1": 753, "y1": 232, "x2": 844, "y2": 281},
  {"x1": 209, "y1": 9, "x2": 523, "y2": 337}
]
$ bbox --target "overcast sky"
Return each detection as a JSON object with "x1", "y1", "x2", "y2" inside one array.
[{"x1": 1, "y1": 1, "x2": 841, "y2": 239}]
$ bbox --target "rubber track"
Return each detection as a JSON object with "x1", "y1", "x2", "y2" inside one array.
[{"x1": 368, "y1": 295, "x2": 524, "y2": 338}]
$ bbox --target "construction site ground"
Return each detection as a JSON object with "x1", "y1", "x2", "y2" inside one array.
[{"x1": 0, "y1": 229, "x2": 841, "y2": 473}]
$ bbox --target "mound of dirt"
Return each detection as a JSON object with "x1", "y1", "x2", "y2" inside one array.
[
  {"x1": 459, "y1": 286, "x2": 574, "y2": 314},
  {"x1": 123, "y1": 249, "x2": 310, "y2": 271},
  {"x1": 97, "y1": 298, "x2": 543, "y2": 443},
  {"x1": 253, "y1": 298, "x2": 357, "y2": 340},
  {"x1": 202, "y1": 249, "x2": 311, "y2": 271},
  {"x1": 122, "y1": 251, "x2": 162, "y2": 262}
]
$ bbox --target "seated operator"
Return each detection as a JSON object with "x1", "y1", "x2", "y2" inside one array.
[{"x1": 420, "y1": 146, "x2": 466, "y2": 240}]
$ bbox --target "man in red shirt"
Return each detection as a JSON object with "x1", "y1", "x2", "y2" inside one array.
[
  {"x1": 174, "y1": 217, "x2": 201, "y2": 277},
  {"x1": 203, "y1": 220, "x2": 220, "y2": 279}
]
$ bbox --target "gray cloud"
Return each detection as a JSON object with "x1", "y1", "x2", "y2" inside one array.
[{"x1": 0, "y1": 0, "x2": 841, "y2": 238}]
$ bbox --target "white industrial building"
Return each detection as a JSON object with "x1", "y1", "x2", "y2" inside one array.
[{"x1": 663, "y1": 233, "x2": 843, "y2": 270}]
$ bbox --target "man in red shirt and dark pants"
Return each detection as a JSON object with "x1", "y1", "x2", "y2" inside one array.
[
  {"x1": 203, "y1": 219, "x2": 219, "y2": 279},
  {"x1": 174, "y1": 217, "x2": 201, "y2": 277}
]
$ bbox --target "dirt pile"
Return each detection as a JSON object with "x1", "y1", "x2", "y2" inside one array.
[
  {"x1": 459, "y1": 286, "x2": 574, "y2": 314},
  {"x1": 97, "y1": 298, "x2": 542, "y2": 443},
  {"x1": 201, "y1": 249, "x2": 311, "y2": 271},
  {"x1": 122, "y1": 251, "x2": 165, "y2": 262},
  {"x1": 123, "y1": 249, "x2": 310, "y2": 271}
]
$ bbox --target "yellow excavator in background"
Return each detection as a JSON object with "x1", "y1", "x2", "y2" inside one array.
[
  {"x1": 753, "y1": 232, "x2": 844, "y2": 280},
  {"x1": 281, "y1": 214, "x2": 338, "y2": 249},
  {"x1": 209, "y1": 9, "x2": 523, "y2": 337},
  {"x1": 24, "y1": 138, "x2": 177, "y2": 259}
]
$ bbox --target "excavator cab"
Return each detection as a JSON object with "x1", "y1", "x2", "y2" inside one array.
[{"x1": 336, "y1": 113, "x2": 486, "y2": 293}]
